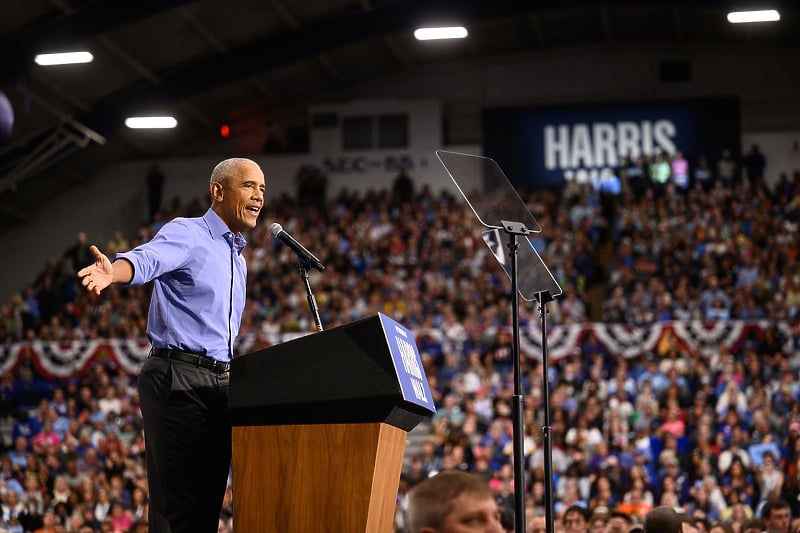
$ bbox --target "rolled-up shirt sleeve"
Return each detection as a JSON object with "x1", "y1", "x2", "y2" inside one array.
[{"x1": 117, "y1": 220, "x2": 192, "y2": 285}]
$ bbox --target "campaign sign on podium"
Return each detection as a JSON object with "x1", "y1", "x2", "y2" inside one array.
[{"x1": 377, "y1": 313, "x2": 435, "y2": 413}]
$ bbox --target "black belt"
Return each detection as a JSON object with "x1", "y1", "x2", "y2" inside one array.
[{"x1": 150, "y1": 348, "x2": 230, "y2": 373}]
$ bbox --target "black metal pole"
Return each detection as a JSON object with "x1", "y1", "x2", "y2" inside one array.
[
  {"x1": 298, "y1": 261, "x2": 323, "y2": 332},
  {"x1": 507, "y1": 231, "x2": 526, "y2": 533},
  {"x1": 537, "y1": 292, "x2": 554, "y2": 533}
]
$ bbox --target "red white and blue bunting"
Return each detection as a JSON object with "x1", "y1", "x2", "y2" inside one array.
[{"x1": 0, "y1": 320, "x2": 795, "y2": 378}]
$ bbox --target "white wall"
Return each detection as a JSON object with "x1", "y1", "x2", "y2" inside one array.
[{"x1": 309, "y1": 99, "x2": 442, "y2": 156}]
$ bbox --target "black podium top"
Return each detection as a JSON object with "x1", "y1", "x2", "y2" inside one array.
[{"x1": 228, "y1": 314, "x2": 435, "y2": 432}]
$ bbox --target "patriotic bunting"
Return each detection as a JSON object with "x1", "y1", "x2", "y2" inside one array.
[{"x1": 0, "y1": 320, "x2": 795, "y2": 378}]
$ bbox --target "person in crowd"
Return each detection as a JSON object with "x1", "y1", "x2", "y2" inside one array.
[
  {"x1": 760, "y1": 500, "x2": 790, "y2": 533},
  {"x1": 105, "y1": 231, "x2": 130, "y2": 255},
  {"x1": 563, "y1": 504, "x2": 591, "y2": 533},
  {"x1": 716, "y1": 149, "x2": 737, "y2": 188},
  {"x1": 693, "y1": 156, "x2": 714, "y2": 191},
  {"x1": 738, "y1": 519, "x2": 762, "y2": 533},
  {"x1": 76, "y1": 158, "x2": 265, "y2": 533},
  {"x1": 742, "y1": 144, "x2": 766, "y2": 186},
  {"x1": 63, "y1": 232, "x2": 94, "y2": 273},
  {"x1": 670, "y1": 151, "x2": 690, "y2": 192},
  {"x1": 643, "y1": 507, "x2": 683, "y2": 533},
  {"x1": 595, "y1": 510, "x2": 628, "y2": 533},
  {"x1": 406, "y1": 470, "x2": 505, "y2": 533},
  {"x1": 528, "y1": 510, "x2": 547, "y2": 533}
]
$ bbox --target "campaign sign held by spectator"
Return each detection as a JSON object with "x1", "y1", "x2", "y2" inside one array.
[
  {"x1": 483, "y1": 97, "x2": 741, "y2": 188},
  {"x1": 378, "y1": 312, "x2": 435, "y2": 414}
]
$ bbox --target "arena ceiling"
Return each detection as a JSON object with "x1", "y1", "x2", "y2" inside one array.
[{"x1": 0, "y1": 0, "x2": 797, "y2": 236}]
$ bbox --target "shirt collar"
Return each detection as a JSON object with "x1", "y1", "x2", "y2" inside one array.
[{"x1": 203, "y1": 208, "x2": 247, "y2": 254}]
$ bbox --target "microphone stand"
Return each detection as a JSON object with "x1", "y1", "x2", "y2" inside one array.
[{"x1": 298, "y1": 259, "x2": 323, "y2": 332}]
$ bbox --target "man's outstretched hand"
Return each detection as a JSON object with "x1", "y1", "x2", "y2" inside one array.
[{"x1": 78, "y1": 245, "x2": 113, "y2": 296}]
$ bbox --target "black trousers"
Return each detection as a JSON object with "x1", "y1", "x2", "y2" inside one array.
[{"x1": 138, "y1": 356, "x2": 231, "y2": 533}]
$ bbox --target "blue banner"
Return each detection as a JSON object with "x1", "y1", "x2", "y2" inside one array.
[
  {"x1": 482, "y1": 98, "x2": 741, "y2": 189},
  {"x1": 378, "y1": 313, "x2": 436, "y2": 414}
]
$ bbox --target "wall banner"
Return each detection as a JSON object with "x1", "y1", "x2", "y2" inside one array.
[{"x1": 482, "y1": 97, "x2": 741, "y2": 189}]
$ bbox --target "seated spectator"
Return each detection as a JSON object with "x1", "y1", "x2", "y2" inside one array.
[
  {"x1": 644, "y1": 506, "x2": 683, "y2": 533},
  {"x1": 759, "y1": 499, "x2": 790, "y2": 533},
  {"x1": 755, "y1": 453, "x2": 784, "y2": 506},
  {"x1": 7, "y1": 436, "x2": 30, "y2": 470},
  {"x1": 406, "y1": 470, "x2": 504, "y2": 533},
  {"x1": 108, "y1": 500, "x2": 133, "y2": 533},
  {"x1": 604, "y1": 511, "x2": 633, "y2": 533},
  {"x1": 739, "y1": 518, "x2": 762, "y2": 533},
  {"x1": 30, "y1": 420, "x2": 61, "y2": 455},
  {"x1": 617, "y1": 485, "x2": 652, "y2": 521},
  {"x1": 685, "y1": 483, "x2": 722, "y2": 522},
  {"x1": 106, "y1": 231, "x2": 130, "y2": 255},
  {"x1": 562, "y1": 504, "x2": 591, "y2": 533}
]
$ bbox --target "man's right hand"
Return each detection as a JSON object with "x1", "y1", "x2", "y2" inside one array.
[{"x1": 78, "y1": 245, "x2": 114, "y2": 295}]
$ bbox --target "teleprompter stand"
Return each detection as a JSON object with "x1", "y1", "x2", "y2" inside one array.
[{"x1": 437, "y1": 151, "x2": 562, "y2": 533}]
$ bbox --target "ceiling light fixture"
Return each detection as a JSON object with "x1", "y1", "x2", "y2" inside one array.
[
  {"x1": 726, "y1": 9, "x2": 780, "y2": 23},
  {"x1": 124, "y1": 116, "x2": 178, "y2": 129},
  {"x1": 34, "y1": 51, "x2": 94, "y2": 66},
  {"x1": 414, "y1": 26, "x2": 468, "y2": 40}
]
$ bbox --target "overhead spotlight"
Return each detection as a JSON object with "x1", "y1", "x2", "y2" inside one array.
[
  {"x1": 726, "y1": 9, "x2": 780, "y2": 23},
  {"x1": 125, "y1": 116, "x2": 178, "y2": 129},
  {"x1": 34, "y1": 51, "x2": 94, "y2": 66},
  {"x1": 414, "y1": 26, "x2": 468, "y2": 40}
]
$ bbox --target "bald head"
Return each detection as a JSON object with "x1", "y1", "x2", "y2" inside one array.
[
  {"x1": 644, "y1": 507, "x2": 683, "y2": 533},
  {"x1": 210, "y1": 157, "x2": 261, "y2": 186}
]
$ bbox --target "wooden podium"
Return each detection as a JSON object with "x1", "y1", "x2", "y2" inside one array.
[{"x1": 228, "y1": 314, "x2": 435, "y2": 533}]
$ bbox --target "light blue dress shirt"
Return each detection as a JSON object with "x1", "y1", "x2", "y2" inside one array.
[{"x1": 117, "y1": 209, "x2": 247, "y2": 362}]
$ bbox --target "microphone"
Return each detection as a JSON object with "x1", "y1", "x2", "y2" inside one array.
[{"x1": 268, "y1": 223, "x2": 325, "y2": 272}]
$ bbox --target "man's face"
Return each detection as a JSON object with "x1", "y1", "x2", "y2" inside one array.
[
  {"x1": 427, "y1": 493, "x2": 504, "y2": 533},
  {"x1": 765, "y1": 507, "x2": 790, "y2": 533},
  {"x1": 590, "y1": 518, "x2": 607, "y2": 533},
  {"x1": 605, "y1": 517, "x2": 628, "y2": 533},
  {"x1": 212, "y1": 161, "x2": 265, "y2": 234},
  {"x1": 682, "y1": 522, "x2": 699, "y2": 533},
  {"x1": 529, "y1": 515, "x2": 546, "y2": 533},
  {"x1": 564, "y1": 511, "x2": 588, "y2": 533}
]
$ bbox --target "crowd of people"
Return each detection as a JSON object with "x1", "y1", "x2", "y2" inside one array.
[{"x1": 0, "y1": 148, "x2": 797, "y2": 532}]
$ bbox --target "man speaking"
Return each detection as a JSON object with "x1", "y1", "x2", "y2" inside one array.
[{"x1": 78, "y1": 158, "x2": 265, "y2": 533}]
